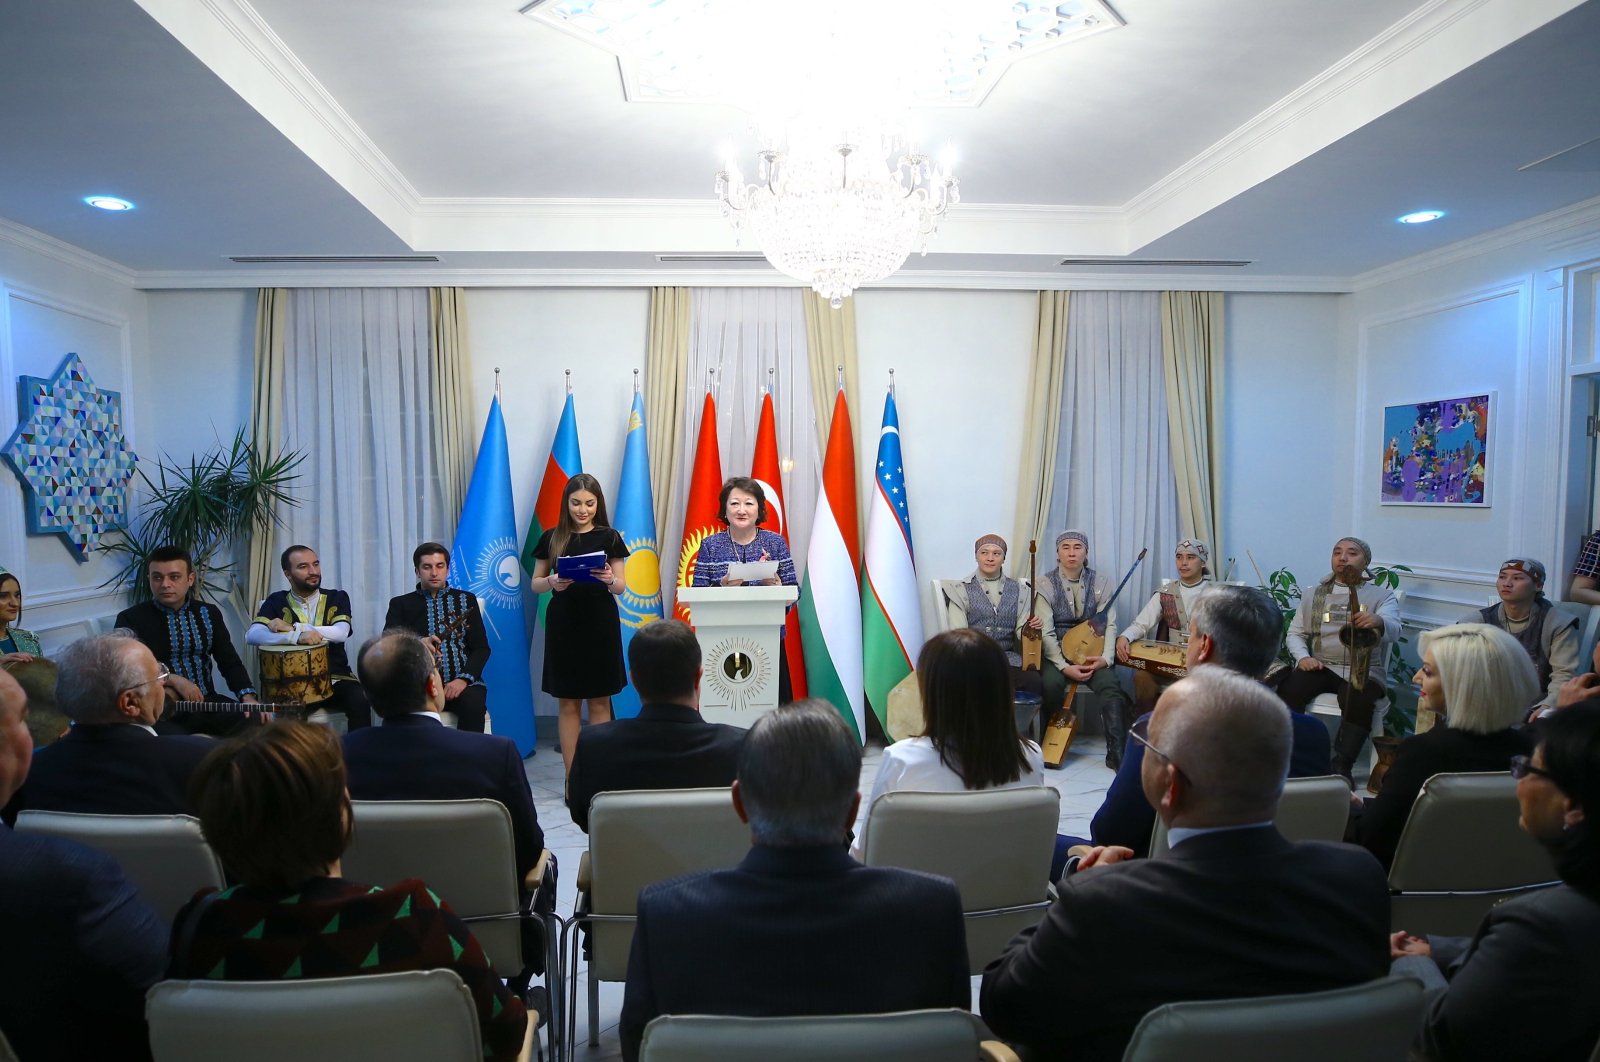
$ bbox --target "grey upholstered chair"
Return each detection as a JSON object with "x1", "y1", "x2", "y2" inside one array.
[
  {"x1": 639, "y1": 1009, "x2": 1021, "y2": 1062},
  {"x1": 1149, "y1": 774, "x2": 1355, "y2": 858}
]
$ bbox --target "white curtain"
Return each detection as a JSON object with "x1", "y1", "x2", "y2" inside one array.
[
  {"x1": 1046, "y1": 291, "x2": 1181, "y2": 623},
  {"x1": 662, "y1": 289, "x2": 819, "y2": 615},
  {"x1": 257, "y1": 289, "x2": 452, "y2": 646}
]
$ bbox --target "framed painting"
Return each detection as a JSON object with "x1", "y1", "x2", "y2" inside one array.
[{"x1": 1379, "y1": 391, "x2": 1491, "y2": 507}]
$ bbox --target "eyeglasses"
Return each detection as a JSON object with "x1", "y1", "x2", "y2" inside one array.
[
  {"x1": 1510, "y1": 754, "x2": 1554, "y2": 782},
  {"x1": 1129, "y1": 715, "x2": 1190, "y2": 784},
  {"x1": 121, "y1": 663, "x2": 171, "y2": 696}
]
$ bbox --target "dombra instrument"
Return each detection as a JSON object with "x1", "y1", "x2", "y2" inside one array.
[
  {"x1": 1338, "y1": 579, "x2": 1380, "y2": 691},
  {"x1": 1020, "y1": 540, "x2": 1043, "y2": 671},
  {"x1": 1124, "y1": 639, "x2": 1187, "y2": 682},
  {"x1": 257, "y1": 642, "x2": 333, "y2": 705}
]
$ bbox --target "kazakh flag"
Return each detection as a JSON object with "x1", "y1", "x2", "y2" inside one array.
[
  {"x1": 610, "y1": 390, "x2": 661, "y2": 719},
  {"x1": 862, "y1": 388, "x2": 922, "y2": 733},
  {"x1": 521, "y1": 393, "x2": 583, "y2": 629},
  {"x1": 451, "y1": 395, "x2": 537, "y2": 756}
]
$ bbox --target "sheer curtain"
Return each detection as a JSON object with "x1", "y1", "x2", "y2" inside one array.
[
  {"x1": 661, "y1": 289, "x2": 819, "y2": 616},
  {"x1": 254, "y1": 288, "x2": 455, "y2": 645},
  {"x1": 1046, "y1": 291, "x2": 1181, "y2": 620}
]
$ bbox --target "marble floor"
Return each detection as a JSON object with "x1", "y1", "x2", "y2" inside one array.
[{"x1": 522, "y1": 730, "x2": 1119, "y2": 1060}]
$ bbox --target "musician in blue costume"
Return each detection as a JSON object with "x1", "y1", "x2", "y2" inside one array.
[
  {"x1": 1040, "y1": 531, "x2": 1135, "y2": 769},
  {"x1": 384, "y1": 542, "x2": 491, "y2": 733},
  {"x1": 247, "y1": 544, "x2": 371, "y2": 730},
  {"x1": 942, "y1": 534, "x2": 1053, "y2": 709}
]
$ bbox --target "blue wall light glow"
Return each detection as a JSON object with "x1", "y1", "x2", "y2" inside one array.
[
  {"x1": 1397, "y1": 209, "x2": 1445, "y2": 225},
  {"x1": 83, "y1": 195, "x2": 135, "y2": 211}
]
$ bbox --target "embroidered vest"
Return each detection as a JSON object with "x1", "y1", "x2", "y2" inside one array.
[
  {"x1": 964, "y1": 575, "x2": 1024, "y2": 661},
  {"x1": 1045, "y1": 568, "x2": 1102, "y2": 635},
  {"x1": 1155, "y1": 580, "x2": 1198, "y2": 643}
]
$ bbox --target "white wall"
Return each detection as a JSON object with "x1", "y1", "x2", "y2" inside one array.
[{"x1": 142, "y1": 289, "x2": 255, "y2": 459}]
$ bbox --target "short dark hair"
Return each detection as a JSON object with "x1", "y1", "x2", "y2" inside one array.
[
  {"x1": 280, "y1": 544, "x2": 315, "y2": 571},
  {"x1": 1188, "y1": 585, "x2": 1283, "y2": 679},
  {"x1": 147, "y1": 545, "x2": 193, "y2": 571},
  {"x1": 737, "y1": 700, "x2": 860, "y2": 847},
  {"x1": 413, "y1": 542, "x2": 450, "y2": 569},
  {"x1": 189, "y1": 723, "x2": 352, "y2": 890},
  {"x1": 628, "y1": 620, "x2": 700, "y2": 701},
  {"x1": 917, "y1": 629, "x2": 1031, "y2": 789},
  {"x1": 1536, "y1": 705, "x2": 1600, "y2": 893},
  {"x1": 717, "y1": 477, "x2": 768, "y2": 526},
  {"x1": 356, "y1": 629, "x2": 437, "y2": 719}
]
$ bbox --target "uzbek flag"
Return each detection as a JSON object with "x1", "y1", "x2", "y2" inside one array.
[
  {"x1": 611, "y1": 391, "x2": 661, "y2": 719},
  {"x1": 674, "y1": 391, "x2": 723, "y2": 623},
  {"x1": 751, "y1": 391, "x2": 808, "y2": 699},
  {"x1": 451, "y1": 395, "x2": 537, "y2": 755},
  {"x1": 862, "y1": 388, "x2": 922, "y2": 733},
  {"x1": 520, "y1": 393, "x2": 582, "y2": 629},
  {"x1": 799, "y1": 388, "x2": 864, "y2": 741}
]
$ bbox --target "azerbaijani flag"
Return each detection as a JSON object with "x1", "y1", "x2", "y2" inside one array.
[
  {"x1": 451, "y1": 395, "x2": 537, "y2": 755},
  {"x1": 861, "y1": 389, "x2": 922, "y2": 733},
  {"x1": 520, "y1": 393, "x2": 582, "y2": 629},
  {"x1": 674, "y1": 391, "x2": 723, "y2": 623},
  {"x1": 611, "y1": 391, "x2": 662, "y2": 719},
  {"x1": 799, "y1": 388, "x2": 864, "y2": 741},
  {"x1": 751, "y1": 391, "x2": 807, "y2": 699}
]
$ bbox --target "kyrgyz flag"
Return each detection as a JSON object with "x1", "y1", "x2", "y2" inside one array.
[
  {"x1": 751, "y1": 391, "x2": 808, "y2": 699},
  {"x1": 520, "y1": 393, "x2": 582, "y2": 629},
  {"x1": 610, "y1": 390, "x2": 662, "y2": 720},
  {"x1": 674, "y1": 391, "x2": 723, "y2": 623},
  {"x1": 862, "y1": 388, "x2": 922, "y2": 733},
  {"x1": 799, "y1": 388, "x2": 864, "y2": 741}
]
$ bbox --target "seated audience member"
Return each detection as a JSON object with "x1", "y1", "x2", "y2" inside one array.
[
  {"x1": 0, "y1": 669, "x2": 169, "y2": 1062},
  {"x1": 1391, "y1": 705, "x2": 1600, "y2": 1061},
  {"x1": 979, "y1": 669, "x2": 1390, "y2": 1062},
  {"x1": 5, "y1": 655, "x2": 68, "y2": 748},
  {"x1": 0, "y1": 566, "x2": 41, "y2": 662},
  {"x1": 1461, "y1": 559, "x2": 1577, "y2": 720},
  {"x1": 1566, "y1": 527, "x2": 1600, "y2": 607},
  {"x1": 853, "y1": 629, "x2": 1045, "y2": 859},
  {"x1": 1084, "y1": 584, "x2": 1330, "y2": 858},
  {"x1": 566, "y1": 619, "x2": 744, "y2": 833},
  {"x1": 3, "y1": 632, "x2": 212, "y2": 824},
  {"x1": 1355, "y1": 623, "x2": 1534, "y2": 869},
  {"x1": 618, "y1": 701, "x2": 970, "y2": 1062},
  {"x1": 170, "y1": 723, "x2": 528, "y2": 1062}
]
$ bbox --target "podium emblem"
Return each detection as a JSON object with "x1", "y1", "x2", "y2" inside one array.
[{"x1": 705, "y1": 636, "x2": 772, "y2": 715}]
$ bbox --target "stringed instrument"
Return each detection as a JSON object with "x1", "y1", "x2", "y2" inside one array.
[
  {"x1": 164, "y1": 698, "x2": 308, "y2": 722},
  {"x1": 1019, "y1": 540, "x2": 1043, "y2": 671}
]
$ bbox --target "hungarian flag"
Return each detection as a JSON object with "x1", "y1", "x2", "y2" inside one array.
[
  {"x1": 799, "y1": 388, "x2": 864, "y2": 741},
  {"x1": 520, "y1": 393, "x2": 582, "y2": 629},
  {"x1": 862, "y1": 388, "x2": 922, "y2": 733},
  {"x1": 674, "y1": 391, "x2": 723, "y2": 623},
  {"x1": 751, "y1": 391, "x2": 808, "y2": 699}
]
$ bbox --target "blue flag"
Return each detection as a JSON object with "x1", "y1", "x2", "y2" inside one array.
[
  {"x1": 451, "y1": 395, "x2": 537, "y2": 756},
  {"x1": 610, "y1": 391, "x2": 662, "y2": 719}
]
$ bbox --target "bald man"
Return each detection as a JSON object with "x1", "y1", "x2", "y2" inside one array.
[{"x1": 981, "y1": 668, "x2": 1390, "y2": 1062}]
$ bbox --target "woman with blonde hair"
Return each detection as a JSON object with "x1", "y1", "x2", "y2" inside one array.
[{"x1": 1356, "y1": 622, "x2": 1534, "y2": 868}]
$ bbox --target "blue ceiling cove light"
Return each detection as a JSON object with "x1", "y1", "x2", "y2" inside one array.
[
  {"x1": 1397, "y1": 209, "x2": 1445, "y2": 225},
  {"x1": 83, "y1": 195, "x2": 135, "y2": 212}
]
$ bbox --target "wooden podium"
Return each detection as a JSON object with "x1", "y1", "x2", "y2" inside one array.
[{"x1": 677, "y1": 585, "x2": 799, "y2": 729}]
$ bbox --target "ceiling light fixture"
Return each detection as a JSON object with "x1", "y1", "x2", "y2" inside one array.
[
  {"x1": 1396, "y1": 210, "x2": 1446, "y2": 225},
  {"x1": 83, "y1": 195, "x2": 134, "y2": 212}
]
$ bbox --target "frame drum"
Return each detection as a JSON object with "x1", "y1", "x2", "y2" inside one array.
[{"x1": 258, "y1": 643, "x2": 334, "y2": 705}]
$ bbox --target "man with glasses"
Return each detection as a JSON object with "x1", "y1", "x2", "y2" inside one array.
[
  {"x1": 981, "y1": 668, "x2": 1390, "y2": 1062},
  {"x1": 0, "y1": 632, "x2": 212, "y2": 822}
]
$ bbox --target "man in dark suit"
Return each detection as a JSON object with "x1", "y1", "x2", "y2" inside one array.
[
  {"x1": 567, "y1": 619, "x2": 744, "y2": 832},
  {"x1": 618, "y1": 700, "x2": 970, "y2": 1062},
  {"x1": 980, "y1": 668, "x2": 1390, "y2": 1062},
  {"x1": 0, "y1": 668, "x2": 169, "y2": 1061},
  {"x1": 1085, "y1": 583, "x2": 1333, "y2": 857},
  {"x1": 384, "y1": 541, "x2": 491, "y2": 732},
  {"x1": 3, "y1": 632, "x2": 213, "y2": 823}
]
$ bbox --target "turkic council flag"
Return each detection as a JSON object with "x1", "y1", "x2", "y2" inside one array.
[
  {"x1": 674, "y1": 391, "x2": 723, "y2": 623},
  {"x1": 451, "y1": 395, "x2": 537, "y2": 756},
  {"x1": 610, "y1": 390, "x2": 662, "y2": 719},
  {"x1": 799, "y1": 388, "x2": 864, "y2": 741},
  {"x1": 751, "y1": 391, "x2": 807, "y2": 699},
  {"x1": 520, "y1": 392, "x2": 582, "y2": 630},
  {"x1": 862, "y1": 388, "x2": 922, "y2": 733}
]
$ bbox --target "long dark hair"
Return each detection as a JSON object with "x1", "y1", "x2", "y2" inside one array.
[
  {"x1": 916, "y1": 629, "x2": 1031, "y2": 790},
  {"x1": 549, "y1": 473, "x2": 611, "y2": 561},
  {"x1": 1538, "y1": 705, "x2": 1600, "y2": 897}
]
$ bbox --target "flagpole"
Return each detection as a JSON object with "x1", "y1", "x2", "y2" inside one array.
[
  {"x1": 766, "y1": 365, "x2": 773, "y2": 397},
  {"x1": 565, "y1": 368, "x2": 572, "y2": 395},
  {"x1": 888, "y1": 367, "x2": 895, "y2": 398},
  {"x1": 494, "y1": 366, "x2": 502, "y2": 402},
  {"x1": 836, "y1": 363, "x2": 844, "y2": 392},
  {"x1": 633, "y1": 367, "x2": 640, "y2": 393}
]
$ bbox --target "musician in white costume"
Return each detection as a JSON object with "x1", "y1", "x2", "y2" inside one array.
[{"x1": 1115, "y1": 539, "x2": 1211, "y2": 714}]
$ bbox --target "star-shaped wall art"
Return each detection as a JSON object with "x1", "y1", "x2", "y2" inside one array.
[{"x1": 3, "y1": 352, "x2": 137, "y2": 561}]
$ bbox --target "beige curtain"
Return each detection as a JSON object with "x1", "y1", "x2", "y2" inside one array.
[
  {"x1": 802, "y1": 290, "x2": 862, "y2": 459},
  {"x1": 1160, "y1": 291, "x2": 1226, "y2": 558},
  {"x1": 428, "y1": 287, "x2": 475, "y2": 521},
  {"x1": 245, "y1": 288, "x2": 289, "y2": 621},
  {"x1": 645, "y1": 287, "x2": 692, "y2": 535},
  {"x1": 1010, "y1": 291, "x2": 1071, "y2": 575}
]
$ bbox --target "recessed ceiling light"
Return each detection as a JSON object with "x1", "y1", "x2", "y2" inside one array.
[
  {"x1": 1397, "y1": 209, "x2": 1445, "y2": 225},
  {"x1": 83, "y1": 195, "x2": 135, "y2": 212}
]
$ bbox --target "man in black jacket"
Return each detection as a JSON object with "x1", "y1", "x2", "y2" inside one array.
[{"x1": 384, "y1": 541, "x2": 490, "y2": 732}]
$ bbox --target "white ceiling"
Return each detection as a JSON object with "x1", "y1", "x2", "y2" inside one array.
[{"x1": 2, "y1": 0, "x2": 1599, "y2": 286}]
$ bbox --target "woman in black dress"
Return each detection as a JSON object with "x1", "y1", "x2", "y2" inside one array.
[{"x1": 528, "y1": 473, "x2": 629, "y2": 773}]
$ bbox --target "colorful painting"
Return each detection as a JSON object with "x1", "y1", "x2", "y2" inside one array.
[{"x1": 1380, "y1": 392, "x2": 1491, "y2": 507}]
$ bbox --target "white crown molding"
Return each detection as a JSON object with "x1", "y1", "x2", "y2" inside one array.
[{"x1": 0, "y1": 217, "x2": 137, "y2": 288}]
